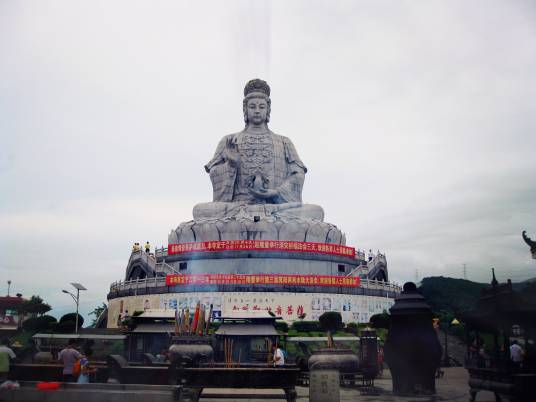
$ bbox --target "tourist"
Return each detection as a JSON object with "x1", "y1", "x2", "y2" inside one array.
[
  {"x1": 58, "y1": 339, "x2": 81, "y2": 382},
  {"x1": 77, "y1": 352, "x2": 97, "y2": 383},
  {"x1": 272, "y1": 344, "x2": 285, "y2": 367},
  {"x1": 377, "y1": 346, "x2": 384, "y2": 377},
  {"x1": 145, "y1": 241, "x2": 151, "y2": 253},
  {"x1": 0, "y1": 338, "x2": 16, "y2": 383},
  {"x1": 510, "y1": 340, "x2": 524, "y2": 369}
]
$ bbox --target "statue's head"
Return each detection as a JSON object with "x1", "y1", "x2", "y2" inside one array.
[{"x1": 243, "y1": 79, "x2": 271, "y2": 125}]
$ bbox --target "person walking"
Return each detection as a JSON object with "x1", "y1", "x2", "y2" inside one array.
[
  {"x1": 377, "y1": 346, "x2": 384, "y2": 377},
  {"x1": 272, "y1": 344, "x2": 285, "y2": 367},
  {"x1": 0, "y1": 338, "x2": 16, "y2": 382},
  {"x1": 58, "y1": 339, "x2": 81, "y2": 382},
  {"x1": 510, "y1": 340, "x2": 524, "y2": 369}
]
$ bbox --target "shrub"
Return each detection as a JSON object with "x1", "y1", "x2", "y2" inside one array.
[
  {"x1": 22, "y1": 315, "x2": 57, "y2": 332},
  {"x1": 370, "y1": 313, "x2": 391, "y2": 329},
  {"x1": 319, "y1": 312, "x2": 343, "y2": 332},
  {"x1": 291, "y1": 321, "x2": 321, "y2": 333},
  {"x1": 319, "y1": 312, "x2": 343, "y2": 348},
  {"x1": 274, "y1": 320, "x2": 289, "y2": 333},
  {"x1": 58, "y1": 313, "x2": 84, "y2": 332},
  {"x1": 345, "y1": 322, "x2": 359, "y2": 334}
]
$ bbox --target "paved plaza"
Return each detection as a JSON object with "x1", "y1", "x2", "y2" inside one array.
[
  {"x1": 1, "y1": 368, "x2": 499, "y2": 402},
  {"x1": 199, "y1": 368, "x2": 495, "y2": 402}
]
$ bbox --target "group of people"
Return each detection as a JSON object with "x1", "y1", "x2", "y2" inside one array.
[
  {"x1": 57, "y1": 339, "x2": 97, "y2": 383},
  {"x1": 1, "y1": 338, "x2": 95, "y2": 384},
  {"x1": 367, "y1": 249, "x2": 383, "y2": 262},
  {"x1": 469, "y1": 337, "x2": 527, "y2": 369},
  {"x1": 132, "y1": 241, "x2": 151, "y2": 254}
]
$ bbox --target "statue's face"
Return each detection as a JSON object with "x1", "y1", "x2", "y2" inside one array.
[{"x1": 246, "y1": 98, "x2": 268, "y2": 126}]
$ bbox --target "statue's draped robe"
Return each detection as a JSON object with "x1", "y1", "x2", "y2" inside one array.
[{"x1": 205, "y1": 131, "x2": 307, "y2": 204}]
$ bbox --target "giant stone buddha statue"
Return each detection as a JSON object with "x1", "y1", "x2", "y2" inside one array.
[{"x1": 169, "y1": 79, "x2": 345, "y2": 245}]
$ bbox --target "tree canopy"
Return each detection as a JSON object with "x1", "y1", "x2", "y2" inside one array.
[
  {"x1": 20, "y1": 295, "x2": 51, "y2": 316},
  {"x1": 89, "y1": 303, "x2": 107, "y2": 327}
]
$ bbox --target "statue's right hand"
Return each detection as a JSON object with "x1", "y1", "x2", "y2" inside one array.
[
  {"x1": 226, "y1": 136, "x2": 238, "y2": 149},
  {"x1": 224, "y1": 136, "x2": 240, "y2": 166}
]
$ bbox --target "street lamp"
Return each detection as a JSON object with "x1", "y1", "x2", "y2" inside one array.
[{"x1": 62, "y1": 283, "x2": 87, "y2": 333}]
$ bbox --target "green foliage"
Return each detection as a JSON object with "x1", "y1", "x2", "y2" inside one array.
[
  {"x1": 274, "y1": 320, "x2": 289, "y2": 333},
  {"x1": 22, "y1": 315, "x2": 57, "y2": 332},
  {"x1": 345, "y1": 322, "x2": 359, "y2": 334},
  {"x1": 208, "y1": 321, "x2": 221, "y2": 334},
  {"x1": 20, "y1": 295, "x2": 51, "y2": 316},
  {"x1": 57, "y1": 313, "x2": 84, "y2": 332},
  {"x1": 89, "y1": 303, "x2": 107, "y2": 326},
  {"x1": 370, "y1": 313, "x2": 391, "y2": 329},
  {"x1": 319, "y1": 312, "x2": 343, "y2": 332},
  {"x1": 291, "y1": 320, "x2": 321, "y2": 333}
]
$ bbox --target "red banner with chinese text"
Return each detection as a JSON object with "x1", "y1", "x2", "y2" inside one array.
[
  {"x1": 168, "y1": 240, "x2": 355, "y2": 258},
  {"x1": 166, "y1": 274, "x2": 360, "y2": 287}
]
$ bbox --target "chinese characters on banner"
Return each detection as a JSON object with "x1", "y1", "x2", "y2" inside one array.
[
  {"x1": 168, "y1": 240, "x2": 355, "y2": 258},
  {"x1": 166, "y1": 273, "x2": 360, "y2": 287},
  {"x1": 107, "y1": 292, "x2": 395, "y2": 327}
]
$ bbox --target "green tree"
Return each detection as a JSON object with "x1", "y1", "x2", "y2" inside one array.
[
  {"x1": 58, "y1": 313, "x2": 84, "y2": 332},
  {"x1": 20, "y1": 295, "x2": 51, "y2": 316},
  {"x1": 89, "y1": 303, "x2": 107, "y2": 327},
  {"x1": 22, "y1": 315, "x2": 57, "y2": 332},
  {"x1": 319, "y1": 312, "x2": 343, "y2": 348},
  {"x1": 370, "y1": 312, "x2": 391, "y2": 329}
]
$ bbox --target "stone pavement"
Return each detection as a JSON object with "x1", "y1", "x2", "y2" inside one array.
[
  {"x1": 200, "y1": 368, "x2": 497, "y2": 402},
  {"x1": 0, "y1": 368, "x2": 498, "y2": 402}
]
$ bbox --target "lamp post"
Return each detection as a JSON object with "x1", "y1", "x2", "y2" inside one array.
[{"x1": 62, "y1": 283, "x2": 87, "y2": 333}]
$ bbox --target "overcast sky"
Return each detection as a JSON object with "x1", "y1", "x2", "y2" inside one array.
[{"x1": 1, "y1": 1, "x2": 535, "y2": 321}]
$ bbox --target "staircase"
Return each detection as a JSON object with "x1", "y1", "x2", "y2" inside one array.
[{"x1": 438, "y1": 329, "x2": 466, "y2": 367}]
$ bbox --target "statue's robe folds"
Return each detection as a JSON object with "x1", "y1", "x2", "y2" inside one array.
[{"x1": 195, "y1": 130, "x2": 324, "y2": 221}]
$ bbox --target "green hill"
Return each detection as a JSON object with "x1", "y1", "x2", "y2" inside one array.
[
  {"x1": 418, "y1": 276, "x2": 536, "y2": 316},
  {"x1": 418, "y1": 276, "x2": 489, "y2": 315}
]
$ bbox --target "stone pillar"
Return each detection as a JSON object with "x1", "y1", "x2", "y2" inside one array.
[{"x1": 309, "y1": 369, "x2": 340, "y2": 402}]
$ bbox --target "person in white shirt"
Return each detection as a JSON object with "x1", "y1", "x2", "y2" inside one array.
[
  {"x1": 272, "y1": 344, "x2": 285, "y2": 367},
  {"x1": 0, "y1": 338, "x2": 16, "y2": 382},
  {"x1": 510, "y1": 340, "x2": 524, "y2": 368}
]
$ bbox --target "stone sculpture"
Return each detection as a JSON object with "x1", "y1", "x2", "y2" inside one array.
[
  {"x1": 522, "y1": 231, "x2": 536, "y2": 259},
  {"x1": 170, "y1": 79, "x2": 344, "y2": 244}
]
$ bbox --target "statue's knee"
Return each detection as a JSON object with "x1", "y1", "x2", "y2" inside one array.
[{"x1": 193, "y1": 203, "x2": 227, "y2": 220}]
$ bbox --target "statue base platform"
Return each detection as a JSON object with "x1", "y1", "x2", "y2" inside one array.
[{"x1": 169, "y1": 203, "x2": 345, "y2": 245}]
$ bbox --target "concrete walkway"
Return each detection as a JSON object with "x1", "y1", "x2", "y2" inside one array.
[
  {"x1": 199, "y1": 368, "x2": 496, "y2": 402},
  {"x1": 1, "y1": 368, "x2": 498, "y2": 402}
]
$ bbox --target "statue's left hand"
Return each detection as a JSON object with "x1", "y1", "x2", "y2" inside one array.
[{"x1": 248, "y1": 187, "x2": 279, "y2": 200}]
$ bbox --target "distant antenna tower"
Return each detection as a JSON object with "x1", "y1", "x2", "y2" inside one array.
[{"x1": 463, "y1": 264, "x2": 467, "y2": 280}]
